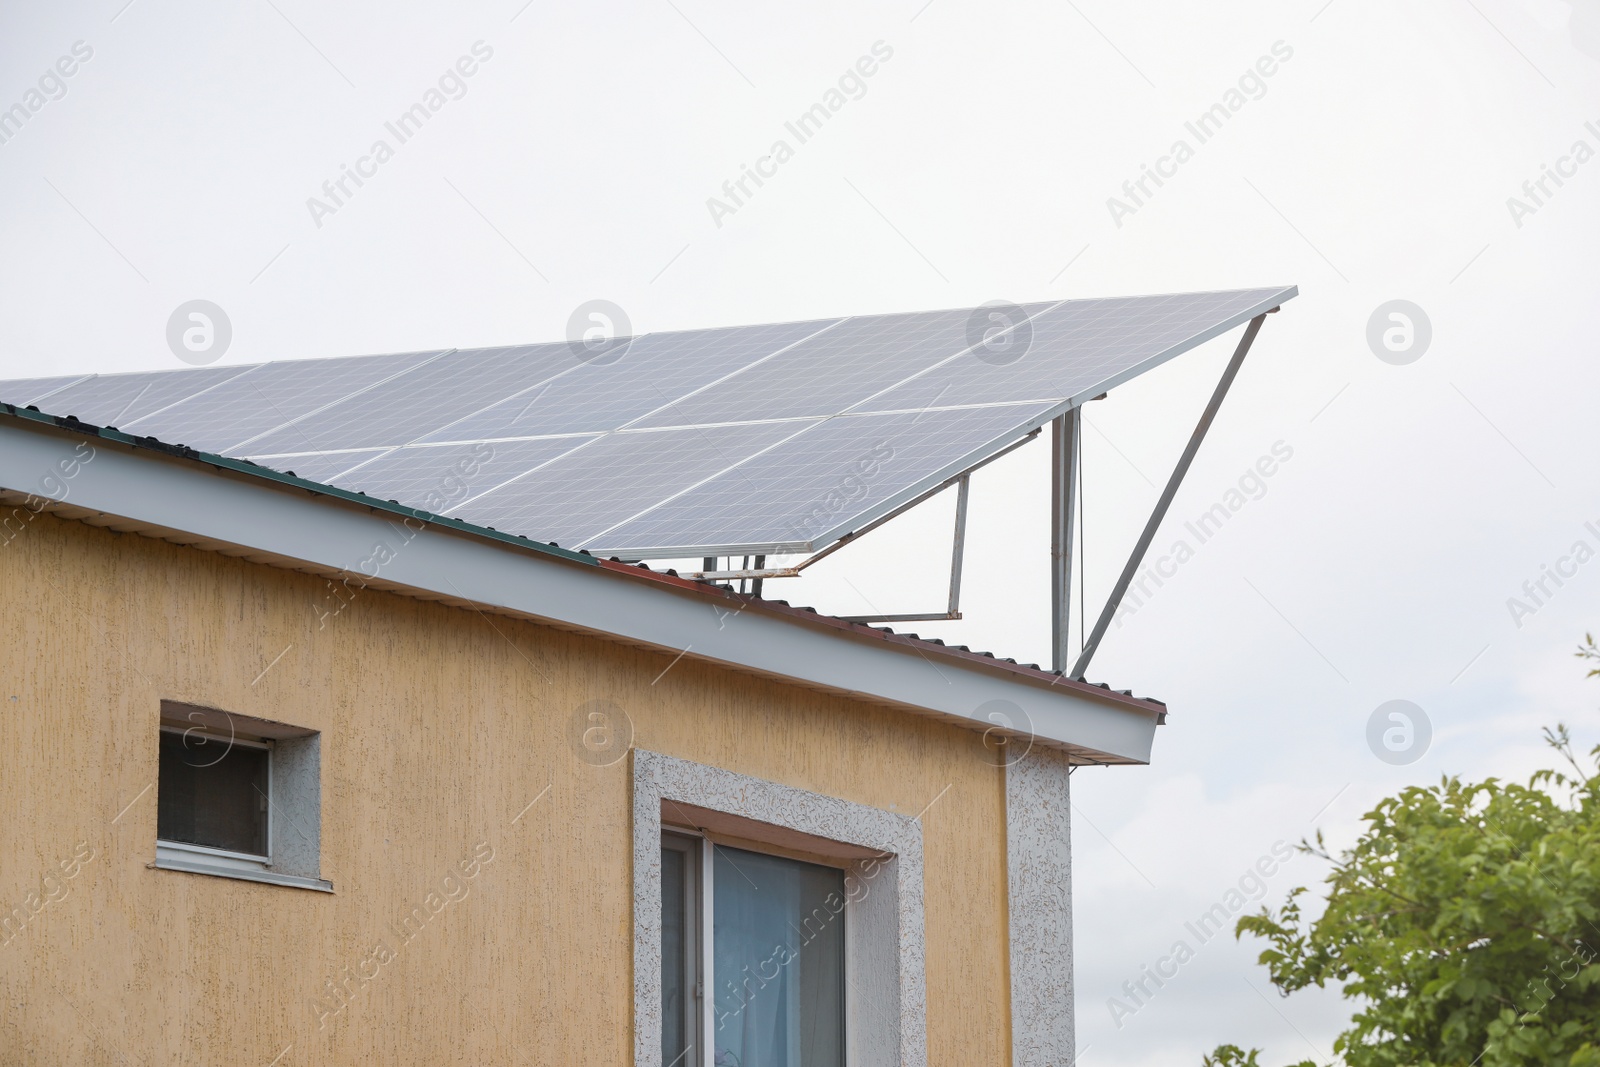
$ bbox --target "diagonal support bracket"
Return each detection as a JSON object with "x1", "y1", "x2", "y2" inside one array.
[
  {"x1": 1069, "y1": 313, "x2": 1269, "y2": 680},
  {"x1": 837, "y1": 473, "x2": 970, "y2": 624}
]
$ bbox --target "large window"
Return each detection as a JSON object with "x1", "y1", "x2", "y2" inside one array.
[
  {"x1": 662, "y1": 831, "x2": 846, "y2": 1067},
  {"x1": 635, "y1": 750, "x2": 926, "y2": 1067}
]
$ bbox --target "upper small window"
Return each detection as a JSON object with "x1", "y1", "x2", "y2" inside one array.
[
  {"x1": 153, "y1": 703, "x2": 329, "y2": 892},
  {"x1": 157, "y1": 727, "x2": 269, "y2": 858}
]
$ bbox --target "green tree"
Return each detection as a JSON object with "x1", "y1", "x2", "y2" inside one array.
[{"x1": 1204, "y1": 641, "x2": 1600, "y2": 1067}]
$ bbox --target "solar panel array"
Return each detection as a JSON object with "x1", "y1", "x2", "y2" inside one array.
[{"x1": 0, "y1": 286, "x2": 1295, "y2": 558}]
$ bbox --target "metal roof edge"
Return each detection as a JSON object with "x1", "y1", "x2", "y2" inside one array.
[
  {"x1": 590, "y1": 557, "x2": 1166, "y2": 715},
  {"x1": 0, "y1": 406, "x2": 1163, "y2": 764}
]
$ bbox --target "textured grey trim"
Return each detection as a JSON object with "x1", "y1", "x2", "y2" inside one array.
[
  {"x1": 633, "y1": 750, "x2": 925, "y2": 1067},
  {"x1": 1007, "y1": 748, "x2": 1074, "y2": 1066},
  {"x1": 269, "y1": 733, "x2": 322, "y2": 880},
  {"x1": 152, "y1": 855, "x2": 334, "y2": 893},
  {"x1": 0, "y1": 416, "x2": 1161, "y2": 764}
]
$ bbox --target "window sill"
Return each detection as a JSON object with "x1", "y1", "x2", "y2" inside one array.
[
  {"x1": 158, "y1": 838, "x2": 270, "y2": 870},
  {"x1": 152, "y1": 853, "x2": 333, "y2": 893}
]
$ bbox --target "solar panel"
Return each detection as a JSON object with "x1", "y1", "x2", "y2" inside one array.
[
  {"x1": 633, "y1": 304, "x2": 1056, "y2": 428},
  {"x1": 853, "y1": 289, "x2": 1289, "y2": 414},
  {"x1": 0, "y1": 286, "x2": 1296, "y2": 559},
  {"x1": 238, "y1": 343, "x2": 578, "y2": 455},
  {"x1": 591, "y1": 403, "x2": 1060, "y2": 557},
  {"x1": 449, "y1": 421, "x2": 816, "y2": 549},
  {"x1": 125, "y1": 349, "x2": 446, "y2": 453},
  {"x1": 418, "y1": 320, "x2": 835, "y2": 442},
  {"x1": 0, "y1": 374, "x2": 95, "y2": 407},
  {"x1": 325, "y1": 436, "x2": 596, "y2": 512},
  {"x1": 243, "y1": 449, "x2": 393, "y2": 485},
  {"x1": 27, "y1": 365, "x2": 255, "y2": 428}
]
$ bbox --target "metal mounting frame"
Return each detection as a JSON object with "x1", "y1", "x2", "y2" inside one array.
[
  {"x1": 681, "y1": 309, "x2": 1278, "y2": 670},
  {"x1": 1068, "y1": 313, "x2": 1270, "y2": 679},
  {"x1": 837, "y1": 472, "x2": 969, "y2": 625}
]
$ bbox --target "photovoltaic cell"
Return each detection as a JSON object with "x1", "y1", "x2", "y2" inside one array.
[{"x1": 0, "y1": 286, "x2": 1296, "y2": 558}]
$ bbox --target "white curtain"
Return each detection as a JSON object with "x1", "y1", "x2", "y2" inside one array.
[{"x1": 712, "y1": 846, "x2": 844, "y2": 1067}]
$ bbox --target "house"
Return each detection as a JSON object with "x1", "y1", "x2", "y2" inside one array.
[{"x1": 0, "y1": 288, "x2": 1292, "y2": 1065}]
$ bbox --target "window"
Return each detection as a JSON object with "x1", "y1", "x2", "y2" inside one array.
[
  {"x1": 662, "y1": 830, "x2": 847, "y2": 1067},
  {"x1": 157, "y1": 727, "x2": 270, "y2": 862},
  {"x1": 154, "y1": 703, "x2": 329, "y2": 892},
  {"x1": 636, "y1": 751, "x2": 926, "y2": 1067}
]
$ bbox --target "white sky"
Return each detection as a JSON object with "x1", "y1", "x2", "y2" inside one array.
[{"x1": 3, "y1": 1, "x2": 1598, "y2": 1063}]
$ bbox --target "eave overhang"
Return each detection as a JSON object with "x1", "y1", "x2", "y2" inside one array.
[{"x1": 0, "y1": 407, "x2": 1164, "y2": 764}]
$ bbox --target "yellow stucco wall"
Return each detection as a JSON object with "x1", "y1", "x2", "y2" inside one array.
[{"x1": 0, "y1": 513, "x2": 1012, "y2": 1065}]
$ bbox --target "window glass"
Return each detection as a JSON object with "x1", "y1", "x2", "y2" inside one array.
[
  {"x1": 712, "y1": 846, "x2": 845, "y2": 1067},
  {"x1": 156, "y1": 730, "x2": 269, "y2": 856},
  {"x1": 662, "y1": 843, "x2": 692, "y2": 1066}
]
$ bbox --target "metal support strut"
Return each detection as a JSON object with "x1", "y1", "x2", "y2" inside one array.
[
  {"x1": 1069, "y1": 313, "x2": 1267, "y2": 680},
  {"x1": 947, "y1": 474, "x2": 970, "y2": 617},
  {"x1": 1050, "y1": 409, "x2": 1081, "y2": 674}
]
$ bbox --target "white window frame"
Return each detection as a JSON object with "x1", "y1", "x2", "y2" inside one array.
[
  {"x1": 659, "y1": 830, "x2": 705, "y2": 1062},
  {"x1": 634, "y1": 749, "x2": 926, "y2": 1067}
]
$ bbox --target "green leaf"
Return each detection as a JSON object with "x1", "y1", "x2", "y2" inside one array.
[{"x1": 1202, "y1": 646, "x2": 1600, "y2": 1067}]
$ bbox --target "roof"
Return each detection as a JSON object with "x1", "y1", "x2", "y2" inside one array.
[{"x1": 0, "y1": 404, "x2": 1164, "y2": 764}]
